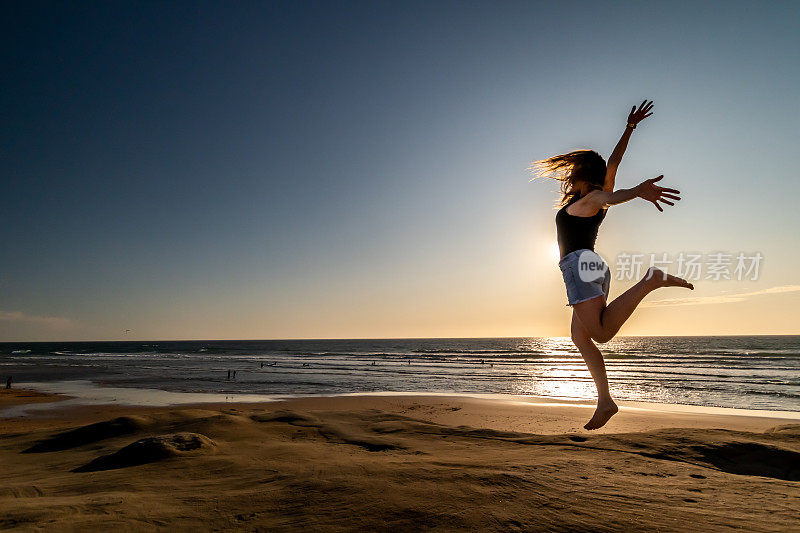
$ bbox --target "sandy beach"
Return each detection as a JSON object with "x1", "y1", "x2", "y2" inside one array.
[{"x1": 1, "y1": 389, "x2": 798, "y2": 532}]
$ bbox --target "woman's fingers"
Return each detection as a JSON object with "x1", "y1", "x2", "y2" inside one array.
[
  {"x1": 659, "y1": 198, "x2": 675, "y2": 206},
  {"x1": 661, "y1": 192, "x2": 681, "y2": 200},
  {"x1": 652, "y1": 200, "x2": 664, "y2": 212},
  {"x1": 630, "y1": 100, "x2": 654, "y2": 122},
  {"x1": 660, "y1": 187, "x2": 680, "y2": 194},
  {"x1": 650, "y1": 175, "x2": 664, "y2": 182}
]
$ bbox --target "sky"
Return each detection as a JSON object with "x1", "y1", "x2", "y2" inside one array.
[{"x1": 2, "y1": 1, "x2": 799, "y2": 341}]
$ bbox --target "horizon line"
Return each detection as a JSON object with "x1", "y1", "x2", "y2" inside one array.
[{"x1": 2, "y1": 333, "x2": 800, "y2": 344}]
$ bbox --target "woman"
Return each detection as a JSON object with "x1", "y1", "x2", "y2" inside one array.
[{"x1": 535, "y1": 100, "x2": 694, "y2": 430}]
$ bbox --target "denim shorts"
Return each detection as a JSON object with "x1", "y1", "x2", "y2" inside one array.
[{"x1": 558, "y1": 249, "x2": 611, "y2": 306}]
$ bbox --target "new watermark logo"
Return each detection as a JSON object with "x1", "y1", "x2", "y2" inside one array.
[{"x1": 577, "y1": 250, "x2": 609, "y2": 282}]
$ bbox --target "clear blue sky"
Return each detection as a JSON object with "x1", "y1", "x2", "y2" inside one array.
[{"x1": 2, "y1": 1, "x2": 799, "y2": 340}]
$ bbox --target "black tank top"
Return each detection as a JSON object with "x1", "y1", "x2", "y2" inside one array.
[{"x1": 555, "y1": 195, "x2": 607, "y2": 259}]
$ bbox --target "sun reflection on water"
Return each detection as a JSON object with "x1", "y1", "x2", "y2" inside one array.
[{"x1": 514, "y1": 336, "x2": 599, "y2": 401}]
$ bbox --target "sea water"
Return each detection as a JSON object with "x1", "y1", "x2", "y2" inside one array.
[{"x1": 1, "y1": 336, "x2": 798, "y2": 411}]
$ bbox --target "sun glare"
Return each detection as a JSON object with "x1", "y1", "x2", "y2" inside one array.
[{"x1": 550, "y1": 242, "x2": 561, "y2": 262}]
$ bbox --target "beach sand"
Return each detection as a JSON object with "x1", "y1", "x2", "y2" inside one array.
[{"x1": 1, "y1": 389, "x2": 798, "y2": 532}]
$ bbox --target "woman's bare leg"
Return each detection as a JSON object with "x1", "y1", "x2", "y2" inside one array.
[
  {"x1": 572, "y1": 268, "x2": 693, "y2": 344},
  {"x1": 571, "y1": 313, "x2": 618, "y2": 430}
]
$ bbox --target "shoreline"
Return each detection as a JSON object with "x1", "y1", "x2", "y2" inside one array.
[{"x1": 4, "y1": 380, "x2": 800, "y2": 423}]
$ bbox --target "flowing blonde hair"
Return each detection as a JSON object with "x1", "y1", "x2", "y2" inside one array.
[{"x1": 530, "y1": 150, "x2": 607, "y2": 206}]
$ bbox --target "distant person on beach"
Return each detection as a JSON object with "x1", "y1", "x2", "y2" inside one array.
[
  {"x1": 534, "y1": 100, "x2": 694, "y2": 430},
  {"x1": 5, "y1": 376, "x2": 11, "y2": 389}
]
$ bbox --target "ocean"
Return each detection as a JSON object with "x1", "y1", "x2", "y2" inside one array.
[{"x1": 1, "y1": 336, "x2": 799, "y2": 412}]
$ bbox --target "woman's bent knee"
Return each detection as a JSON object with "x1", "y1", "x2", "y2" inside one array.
[
  {"x1": 591, "y1": 331, "x2": 613, "y2": 344},
  {"x1": 570, "y1": 320, "x2": 590, "y2": 346},
  {"x1": 572, "y1": 318, "x2": 607, "y2": 345},
  {"x1": 572, "y1": 298, "x2": 607, "y2": 343},
  {"x1": 571, "y1": 331, "x2": 588, "y2": 347}
]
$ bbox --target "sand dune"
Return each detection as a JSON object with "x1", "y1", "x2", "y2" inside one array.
[
  {"x1": 23, "y1": 415, "x2": 148, "y2": 453},
  {"x1": 1, "y1": 390, "x2": 799, "y2": 531},
  {"x1": 74, "y1": 432, "x2": 217, "y2": 472}
]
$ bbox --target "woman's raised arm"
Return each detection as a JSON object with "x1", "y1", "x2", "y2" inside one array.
[{"x1": 603, "y1": 100, "x2": 654, "y2": 192}]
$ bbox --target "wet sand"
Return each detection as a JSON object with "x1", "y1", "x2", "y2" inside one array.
[{"x1": 1, "y1": 388, "x2": 798, "y2": 531}]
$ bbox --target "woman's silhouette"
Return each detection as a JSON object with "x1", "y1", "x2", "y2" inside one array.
[{"x1": 535, "y1": 100, "x2": 694, "y2": 430}]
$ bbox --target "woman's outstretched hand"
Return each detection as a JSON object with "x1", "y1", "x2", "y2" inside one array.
[
  {"x1": 628, "y1": 100, "x2": 654, "y2": 126},
  {"x1": 635, "y1": 175, "x2": 681, "y2": 212}
]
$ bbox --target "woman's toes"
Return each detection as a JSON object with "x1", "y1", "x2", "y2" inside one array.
[{"x1": 664, "y1": 274, "x2": 693, "y2": 289}]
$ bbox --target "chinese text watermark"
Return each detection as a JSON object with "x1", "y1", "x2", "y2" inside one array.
[{"x1": 613, "y1": 252, "x2": 763, "y2": 281}]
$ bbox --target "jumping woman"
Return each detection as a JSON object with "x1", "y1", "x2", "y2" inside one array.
[{"x1": 535, "y1": 100, "x2": 694, "y2": 430}]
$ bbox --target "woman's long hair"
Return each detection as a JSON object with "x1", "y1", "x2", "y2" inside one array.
[{"x1": 531, "y1": 150, "x2": 607, "y2": 206}]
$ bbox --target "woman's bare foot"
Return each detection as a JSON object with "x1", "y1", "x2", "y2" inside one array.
[
  {"x1": 646, "y1": 267, "x2": 694, "y2": 290},
  {"x1": 584, "y1": 399, "x2": 618, "y2": 430}
]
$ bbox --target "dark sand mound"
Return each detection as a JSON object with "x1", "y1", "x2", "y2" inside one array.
[
  {"x1": 22, "y1": 411, "x2": 248, "y2": 455},
  {"x1": 594, "y1": 430, "x2": 800, "y2": 481},
  {"x1": 158, "y1": 411, "x2": 253, "y2": 436},
  {"x1": 253, "y1": 409, "x2": 404, "y2": 451},
  {"x1": 251, "y1": 410, "x2": 322, "y2": 426},
  {"x1": 24, "y1": 416, "x2": 149, "y2": 453},
  {"x1": 683, "y1": 440, "x2": 800, "y2": 480},
  {"x1": 767, "y1": 424, "x2": 800, "y2": 436},
  {"x1": 0, "y1": 485, "x2": 44, "y2": 498},
  {"x1": 259, "y1": 410, "x2": 800, "y2": 480},
  {"x1": 74, "y1": 432, "x2": 216, "y2": 472}
]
